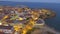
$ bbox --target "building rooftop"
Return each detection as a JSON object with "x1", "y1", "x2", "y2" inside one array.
[
  {"x1": 0, "y1": 25, "x2": 13, "y2": 30},
  {"x1": 36, "y1": 19, "x2": 45, "y2": 24}
]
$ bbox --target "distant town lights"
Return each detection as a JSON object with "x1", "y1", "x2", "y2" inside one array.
[
  {"x1": 19, "y1": 17, "x2": 24, "y2": 20},
  {"x1": 0, "y1": 9, "x2": 3, "y2": 11},
  {"x1": 0, "y1": 22, "x2": 2, "y2": 25}
]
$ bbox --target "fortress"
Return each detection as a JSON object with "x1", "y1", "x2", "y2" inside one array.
[{"x1": 0, "y1": 6, "x2": 56, "y2": 34}]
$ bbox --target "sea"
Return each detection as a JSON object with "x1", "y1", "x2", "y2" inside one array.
[{"x1": 0, "y1": 1, "x2": 60, "y2": 31}]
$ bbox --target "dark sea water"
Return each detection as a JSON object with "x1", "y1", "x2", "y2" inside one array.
[{"x1": 0, "y1": 1, "x2": 60, "y2": 31}]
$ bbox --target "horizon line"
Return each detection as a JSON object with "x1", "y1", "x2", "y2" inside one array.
[{"x1": 0, "y1": 1, "x2": 60, "y2": 4}]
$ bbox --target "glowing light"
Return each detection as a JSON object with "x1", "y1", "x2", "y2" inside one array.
[
  {"x1": 0, "y1": 22, "x2": 2, "y2": 25},
  {"x1": 19, "y1": 17, "x2": 23, "y2": 20}
]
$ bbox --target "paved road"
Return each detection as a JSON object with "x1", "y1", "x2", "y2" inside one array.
[{"x1": 31, "y1": 25, "x2": 60, "y2": 34}]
